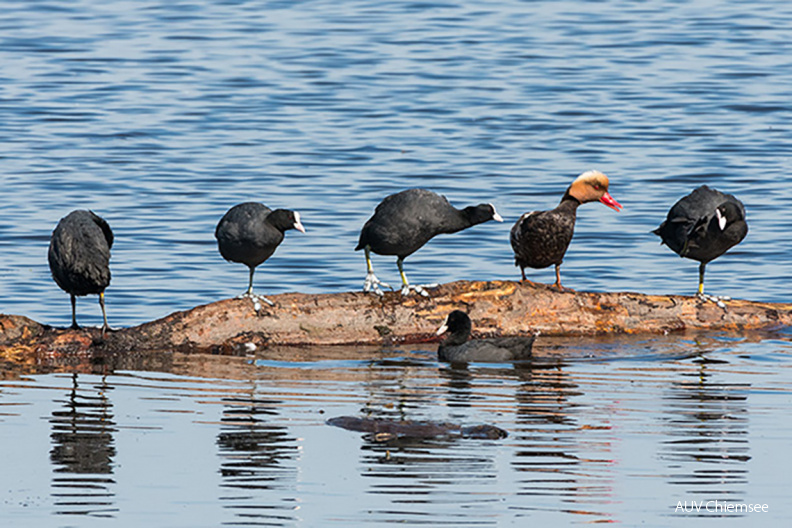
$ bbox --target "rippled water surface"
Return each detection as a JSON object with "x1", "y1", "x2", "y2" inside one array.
[
  {"x1": 2, "y1": 336, "x2": 792, "y2": 526},
  {"x1": 2, "y1": 0, "x2": 792, "y2": 525}
]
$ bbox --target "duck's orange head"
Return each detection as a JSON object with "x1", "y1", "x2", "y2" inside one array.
[{"x1": 567, "y1": 170, "x2": 622, "y2": 211}]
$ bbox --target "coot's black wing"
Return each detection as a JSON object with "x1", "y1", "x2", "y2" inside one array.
[
  {"x1": 216, "y1": 203, "x2": 282, "y2": 267},
  {"x1": 439, "y1": 337, "x2": 534, "y2": 363},
  {"x1": 215, "y1": 202, "x2": 273, "y2": 240},
  {"x1": 357, "y1": 189, "x2": 458, "y2": 257},
  {"x1": 89, "y1": 210, "x2": 114, "y2": 250},
  {"x1": 654, "y1": 186, "x2": 746, "y2": 261},
  {"x1": 48, "y1": 210, "x2": 112, "y2": 296},
  {"x1": 484, "y1": 336, "x2": 535, "y2": 359}
]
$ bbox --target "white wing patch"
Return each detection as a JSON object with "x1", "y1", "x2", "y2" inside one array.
[{"x1": 716, "y1": 208, "x2": 726, "y2": 231}]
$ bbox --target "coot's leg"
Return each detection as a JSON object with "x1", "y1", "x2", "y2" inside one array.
[
  {"x1": 362, "y1": 246, "x2": 391, "y2": 296},
  {"x1": 697, "y1": 263, "x2": 705, "y2": 297},
  {"x1": 236, "y1": 266, "x2": 275, "y2": 307},
  {"x1": 695, "y1": 263, "x2": 729, "y2": 309},
  {"x1": 397, "y1": 257, "x2": 436, "y2": 297},
  {"x1": 246, "y1": 267, "x2": 255, "y2": 296},
  {"x1": 70, "y1": 294, "x2": 80, "y2": 330},
  {"x1": 98, "y1": 291, "x2": 109, "y2": 337}
]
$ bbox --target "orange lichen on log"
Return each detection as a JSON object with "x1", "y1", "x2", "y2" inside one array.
[{"x1": 1, "y1": 280, "x2": 791, "y2": 356}]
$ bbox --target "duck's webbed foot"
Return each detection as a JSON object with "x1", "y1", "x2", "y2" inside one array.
[
  {"x1": 363, "y1": 272, "x2": 392, "y2": 296},
  {"x1": 400, "y1": 283, "x2": 438, "y2": 298},
  {"x1": 696, "y1": 292, "x2": 730, "y2": 310}
]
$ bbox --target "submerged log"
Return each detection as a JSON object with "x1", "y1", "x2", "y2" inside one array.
[
  {"x1": 326, "y1": 416, "x2": 509, "y2": 441},
  {"x1": 1, "y1": 280, "x2": 791, "y2": 357}
]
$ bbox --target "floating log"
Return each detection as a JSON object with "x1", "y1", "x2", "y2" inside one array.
[{"x1": 1, "y1": 280, "x2": 791, "y2": 358}]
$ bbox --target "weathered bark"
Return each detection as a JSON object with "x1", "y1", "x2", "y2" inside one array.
[{"x1": 1, "y1": 280, "x2": 791, "y2": 358}]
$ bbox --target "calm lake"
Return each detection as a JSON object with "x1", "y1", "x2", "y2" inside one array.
[{"x1": 1, "y1": 0, "x2": 792, "y2": 525}]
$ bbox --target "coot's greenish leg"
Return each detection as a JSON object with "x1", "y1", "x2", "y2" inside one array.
[
  {"x1": 362, "y1": 245, "x2": 391, "y2": 296},
  {"x1": 216, "y1": 203, "x2": 305, "y2": 308},
  {"x1": 396, "y1": 257, "x2": 436, "y2": 297}
]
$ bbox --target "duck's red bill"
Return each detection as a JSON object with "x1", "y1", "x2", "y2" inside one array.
[{"x1": 600, "y1": 192, "x2": 623, "y2": 211}]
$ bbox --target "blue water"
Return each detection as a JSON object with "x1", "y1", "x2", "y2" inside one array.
[
  {"x1": 1, "y1": 0, "x2": 791, "y2": 328},
  {"x1": 1, "y1": 0, "x2": 792, "y2": 525}
]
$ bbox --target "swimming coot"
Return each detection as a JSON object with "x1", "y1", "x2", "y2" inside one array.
[
  {"x1": 355, "y1": 189, "x2": 503, "y2": 296},
  {"x1": 436, "y1": 310, "x2": 535, "y2": 363},
  {"x1": 48, "y1": 210, "x2": 113, "y2": 334},
  {"x1": 653, "y1": 185, "x2": 747, "y2": 299},
  {"x1": 215, "y1": 202, "x2": 305, "y2": 305},
  {"x1": 510, "y1": 170, "x2": 622, "y2": 290}
]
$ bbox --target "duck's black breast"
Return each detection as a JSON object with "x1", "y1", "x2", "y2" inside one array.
[
  {"x1": 654, "y1": 186, "x2": 748, "y2": 263},
  {"x1": 510, "y1": 202, "x2": 577, "y2": 269},
  {"x1": 357, "y1": 189, "x2": 462, "y2": 257},
  {"x1": 216, "y1": 203, "x2": 284, "y2": 267},
  {"x1": 438, "y1": 336, "x2": 535, "y2": 363}
]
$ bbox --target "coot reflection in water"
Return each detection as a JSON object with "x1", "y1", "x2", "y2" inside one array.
[
  {"x1": 216, "y1": 394, "x2": 299, "y2": 524},
  {"x1": 49, "y1": 374, "x2": 117, "y2": 518},
  {"x1": 661, "y1": 366, "x2": 751, "y2": 497}
]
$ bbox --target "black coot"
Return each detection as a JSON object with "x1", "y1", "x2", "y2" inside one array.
[
  {"x1": 215, "y1": 202, "x2": 306, "y2": 305},
  {"x1": 355, "y1": 189, "x2": 503, "y2": 296},
  {"x1": 436, "y1": 310, "x2": 534, "y2": 363},
  {"x1": 48, "y1": 210, "x2": 113, "y2": 333},
  {"x1": 653, "y1": 185, "x2": 747, "y2": 298},
  {"x1": 510, "y1": 170, "x2": 622, "y2": 290}
]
